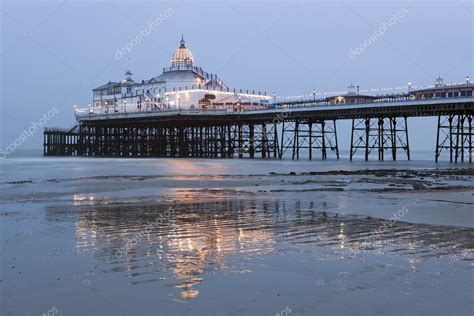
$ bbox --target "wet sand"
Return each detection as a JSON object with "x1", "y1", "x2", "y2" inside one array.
[{"x1": 1, "y1": 158, "x2": 473, "y2": 315}]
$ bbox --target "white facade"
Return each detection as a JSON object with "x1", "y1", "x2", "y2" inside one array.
[{"x1": 91, "y1": 37, "x2": 271, "y2": 113}]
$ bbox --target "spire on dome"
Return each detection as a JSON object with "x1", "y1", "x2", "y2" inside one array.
[
  {"x1": 171, "y1": 35, "x2": 194, "y2": 68},
  {"x1": 347, "y1": 83, "x2": 358, "y2": 95},
  {"x1": 435, "y1": 75, "x2": 445, "y2": 87}
]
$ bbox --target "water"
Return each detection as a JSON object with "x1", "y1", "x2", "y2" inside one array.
[{"x1": 1, "y1": 152, "x2": 473, "y2": 315}]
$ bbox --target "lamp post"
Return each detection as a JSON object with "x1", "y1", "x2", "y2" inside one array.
[
  {"x1": 407, "y1": 81, "x2": 411, "y2": 94},
  {"x1": 466, "y1": 76, "x2": 470, "y2": 97},
  {"x1": 273, "y1": 92, "x2": 276, "y2": 104},
  {"x1": 313, "y1": 89, "x2": 316, "y2": 103}
]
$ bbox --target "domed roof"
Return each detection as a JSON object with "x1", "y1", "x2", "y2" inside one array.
[{"x1": 171, "y1": 36, "x2": 194, "y2": 66}]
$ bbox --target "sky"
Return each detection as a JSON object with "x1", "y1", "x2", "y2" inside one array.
[{"x1": 1, "y1": 0, "x2": 472, "y2": 152}]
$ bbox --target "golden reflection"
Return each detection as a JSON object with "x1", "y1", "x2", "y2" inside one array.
[
  {"x1": 72, "y1": 199, "x2": 278, "y2": 298},
  {"x1": 338, "y1": 222, "x2": 346, "y2": 249},
  {"x1": 63, "y1": 199, "x2": 474, "y2": 299},
  {"x1": 160, "y1": 159, "x2": 229, "y2": 176},
  {"x1": 180, "y1": 289, "x2": 199, "y2": 299},
  {"x1": 73, "y1": 193, "x2": 97, "y2": 206}
]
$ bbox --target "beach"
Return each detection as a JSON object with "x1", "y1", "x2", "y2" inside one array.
[{"x1": 1, "y1": 155, "x2": 473, "y2": 315}]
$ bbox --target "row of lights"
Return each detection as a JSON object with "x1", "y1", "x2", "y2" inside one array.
[
  {"x1": 76, "y1": 76, "x2": 471, "y2": 109},
  {"x1": 273, "y1": 76, "x2": 471, "y2": 101}
]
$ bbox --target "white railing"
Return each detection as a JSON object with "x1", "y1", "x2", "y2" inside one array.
[
  {"x1": 75, "y1": 104, "x2": 229, "y2": 119},
  {"x1": 74, "y1": 95, "x2": 473, "y2": 120},
  {"x1": 74, "y1": 101, "x2": 271, "y2": 118},
  {"x1": 75, "y1": 103, "x2": 184, "y2": 116}
]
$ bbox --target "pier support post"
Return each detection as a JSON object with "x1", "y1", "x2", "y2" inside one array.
[
  {"x1": 280, "y1": 119, "x2": 338, "y2": 160},
  {"x1": 273, "y1": 123, "x2": 279, "y2": 159},
  {"x1": 436, "y1": 114, "x2": 473, "y2": 163},
  {"x1": 249, "y1": 124, "x2": 255, "y2": 158},
  {"x1": 321, "y1": 121, "x2": 327, "y2": 160},
  {"x1": 350, "y1": 117, "x2": 410, "y2": 161}
]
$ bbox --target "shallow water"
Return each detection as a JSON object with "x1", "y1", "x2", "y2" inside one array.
[
  {"x1": 1, "y1": 155, "x2": 473, "y2": 315},
  {"x1": 0, "y1": 149, "x2": 457, "y2": 183}
]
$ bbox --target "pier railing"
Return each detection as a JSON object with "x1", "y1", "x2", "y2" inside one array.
[
  {"x1": 75, "y1": 106, "x2": 229, "y2": 119},
  {"x1": 75, "y1": 95, "x2": 473, "y2": 120}
]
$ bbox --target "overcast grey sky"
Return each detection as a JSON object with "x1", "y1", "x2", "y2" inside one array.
[{"x1": 1, "y1": 0, "x2": 472, "y2": 151}]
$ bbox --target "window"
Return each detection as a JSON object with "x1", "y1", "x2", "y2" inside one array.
[{"x1": 106, "y1": 87, "x2": 121, "y2": 95}]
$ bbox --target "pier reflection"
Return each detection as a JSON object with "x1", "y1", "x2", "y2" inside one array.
[{"x1": 47, "y1": 198, "x2": 474, "y2": 299}]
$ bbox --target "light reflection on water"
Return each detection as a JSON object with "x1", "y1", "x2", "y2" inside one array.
[{"x1": 47, "y1": 199, "x2": 474, "y2": 299}]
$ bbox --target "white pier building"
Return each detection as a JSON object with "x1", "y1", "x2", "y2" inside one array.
[{"x1": 89, "y1": 37, "x2": 271, "y2": 114}]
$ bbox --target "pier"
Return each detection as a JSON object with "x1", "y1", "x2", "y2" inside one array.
[
  {"x1": 43, "y1": 39, "x2": 473, "y2": 162},
  {"x1": 44, "y1": 96, "x2": 473, "y2": 162}
]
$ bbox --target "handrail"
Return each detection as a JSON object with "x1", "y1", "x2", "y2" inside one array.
[
  {"x1": 75, "y1": 95, "x2": 473, "y2": 119},
  {"x1": 75, "y1": 107, "x2": 229, "y2": 118},
  {"x1": 44, "y1": 127, "x2": 79, "y2": 133}
]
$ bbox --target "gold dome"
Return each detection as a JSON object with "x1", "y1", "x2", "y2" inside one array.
[{"x1": 171, "y1": 36, "x2": 194, "y2": 67}]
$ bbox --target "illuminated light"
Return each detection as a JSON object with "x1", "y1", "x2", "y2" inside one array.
[
  {"x1": 181, "y1": 289, "x2": 199, "y2": 299},
  {"x1": 163, "y1": 89, "x2": 272, "y2": 99}
]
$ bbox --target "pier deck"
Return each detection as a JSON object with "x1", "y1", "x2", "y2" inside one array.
[{"x1": 45, "y1": 97, "x2": 473, "y2": 162}]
